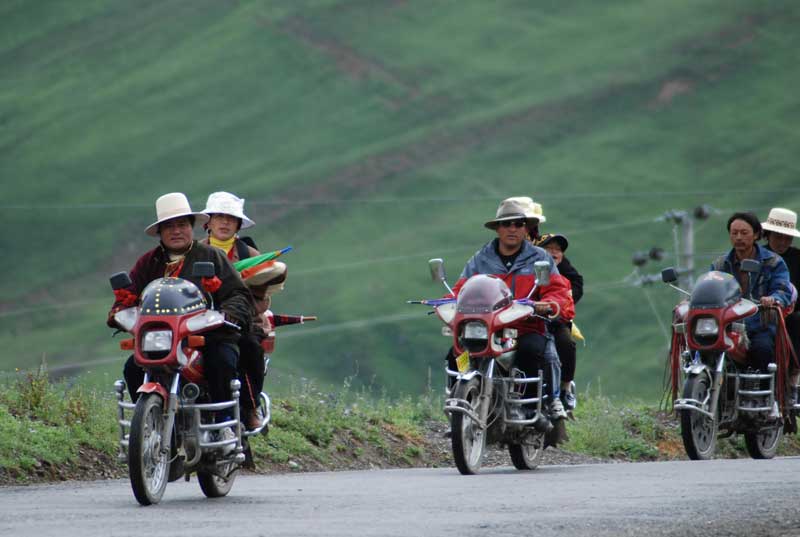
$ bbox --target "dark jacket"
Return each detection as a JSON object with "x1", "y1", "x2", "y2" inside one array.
[
  {"x1": 558, "y1": 256, "x2": 583, "y2": 305},
  {"x1": 767, "y1": 244, "x2": 800, "y2": 294},
  {"x1": 108, "y1": 240, "x2": 254, "y2": 341}
]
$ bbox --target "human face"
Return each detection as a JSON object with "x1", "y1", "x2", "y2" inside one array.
[
  {"x1": 768, "y1": 232, "x2": 793, "y2": 255},
  {"x1": 159, "y1": 217, "x2": 194, "y2": 252},
  {"x1": 729, "y1": 219, "x2": 756, "y2": 259},
  {"x1": 496, "y1": 219, "x2": 526, "y2": 254},
  {"x1": 207, "y1": 213, "x2": 241, "y2": 241},
  {"x1": 544, "y1": 243, "x2": 563, "y2": 265}
]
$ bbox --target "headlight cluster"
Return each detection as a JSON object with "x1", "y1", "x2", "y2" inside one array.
[
  {"x1": 142, "y1": 329, "x2": 173, "y2": 352},
  {"x1": 693, "y1": 317, "x2": 718, "y2": 343}
]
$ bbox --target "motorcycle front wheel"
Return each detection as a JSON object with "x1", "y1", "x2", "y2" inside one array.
[
  {"x1": 744, "y1": 424, "x2": 782, "y2": 459},
  {"x1": 128, "y1": 393, "x2": 171, "y2": 505},
  {"x1": 451, "y1": 377, "x2": 486, "y2": 475},
  {"x1": 198, "y1": 465, "x2": 238, "y2": 498},
  {"x1": 508, "y1": 433, "x2": 543, "y2": 470},
  {"x1": 680, "y1": 375, "x2": 718, "y2": 460}
]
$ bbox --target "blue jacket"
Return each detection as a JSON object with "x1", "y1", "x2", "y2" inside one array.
[{"x1": 711, "y1": 243, "x2": 792, "y2": 333}]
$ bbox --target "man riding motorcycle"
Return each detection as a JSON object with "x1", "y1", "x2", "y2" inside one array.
[
  {"x1": 712, "y1": 211, "x2": 792, "y2": 372},
  {"x1": 446, "y1": 197, "x2": 574, "y2": 419},
  {"x1": 107, "y1": 192, "x2": 253, "y2": 442}
]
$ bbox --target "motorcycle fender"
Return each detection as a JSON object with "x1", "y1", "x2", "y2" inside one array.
[
  {"x1": 137, "y1": 382, "x2": 168, "y2": 401},
  {"x1": 456, "y1": 370, "x2": 481, "y2": 382},
  {"x1": 686, "y1": 364, "x2": 707, "y2": 376}
]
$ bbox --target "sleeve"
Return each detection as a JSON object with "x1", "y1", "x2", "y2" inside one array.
[
  {"x1": 538, "y1": 273, "x2": 575, "y2": 321},
  {"x1": 107, "y1": 252, "x2": 153, "y2": 327},
  {"x1": 767, "y1": 257, "x2": 793, "y2": 307},
  {"x1": 210, "y1": 249, "x2": 255, "y2": 331},
  {"x1": 561, "y1": 259, "x2": 584, "y2": 304}
]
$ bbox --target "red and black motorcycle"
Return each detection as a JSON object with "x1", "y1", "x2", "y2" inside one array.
[
  {"x1": 410, "y1": 258, "x2": 564, "y2": 475},
  {"x1": 662, "y1": 261, "x2": 798, "y2": 460},
  {"x1": 110, "y1": 262, "x2": 268, "y2": 505}
]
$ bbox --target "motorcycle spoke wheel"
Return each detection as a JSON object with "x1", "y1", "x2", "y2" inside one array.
[
  {"x1": 744, "y1": 425, "x2": 782, "y2": 459},
  {"x1": 198, "y1": 464, "x2": 238, "y2": 498},
  {"x1": 680, "y1": 376, "x2": 717, "y2": 460},
  {"x1": 128, "y1": 393, "x2": 170, "y2": 505},
  {"x1": 451, "y1": 377, "x2": 486, "y2": 475},
  {"x1": 508, "y1": 433, "x2": 543, "y2": 470}
]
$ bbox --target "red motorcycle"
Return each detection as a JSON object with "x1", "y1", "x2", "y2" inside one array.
[
  {"x1": 410, "y1": 258, "x2": 564, "y2": 475},
  {"x1": 110, "y1": 262, "x2": 268, "y2": 505},
  {"x1": 662, "y1": 261, "x2": 797, "y2": 460}
]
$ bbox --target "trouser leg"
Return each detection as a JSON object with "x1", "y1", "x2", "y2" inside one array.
[
  {"x1": 553, "y1": 323, "x2": 576, "y2": 384},
  {"x1": 237, "y1": 334, "x2": 265, "y2": 411},
  {"x1": 747, "y1": 330, "x2": 775, "y2": 372},
  {"x1": 203, "y1": 341, "x2": 240, "y2": 405},
  {"x1": 516, "y1": 332, "x2": 561, "y2": 402},
  {"x1": 123, "y1": 354, "x2": 144, "y2": 402}
]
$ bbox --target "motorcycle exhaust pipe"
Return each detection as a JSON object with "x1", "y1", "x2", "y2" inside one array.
[{"x1": 182, "y1": 382, "x2": 200, "y2": 403}]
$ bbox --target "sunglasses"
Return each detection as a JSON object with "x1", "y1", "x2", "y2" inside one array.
[{"x1": 500, "y1": 220, "x2": 527, "y2": 228}]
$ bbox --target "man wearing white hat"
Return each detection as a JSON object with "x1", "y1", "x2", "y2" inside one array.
[
  {"x1": 201, "y1": 191, "x2": 259, "y2": 262},
  {"x1": 762, "y1": 207, "x2": 800, "y2": 404},
  {"x1": 446, "y1": 197, "x2": 575, "y2": 420},
  {"x1": 108, "y1": 193, "x2": 254, "y2": 441}
]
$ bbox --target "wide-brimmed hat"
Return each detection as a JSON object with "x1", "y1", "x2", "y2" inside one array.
[
  {"x1": 244, "y1": 261, "x2": 287, "y2": 294},
  {"x1": 500, "y1": 196, "x2": 546, "y2": 225},
  {"x1": 530, "y1": 202, "x2": 546, "y2": 223},
  {"x1": 485, "y1": 198, "x2": 533, "y2": 229},
  {"x1": 145, "y1": 193, "x2": 209, "y2": 237},
  {"x1": 536, "y1": 233, "x2": 568, "y2": 252},
  {"x1": 762, "y1": 207, "x2": 800, "y2": 238},
  {"x1": 202, "y1": 191, "x2": 255, "y2": 229}
]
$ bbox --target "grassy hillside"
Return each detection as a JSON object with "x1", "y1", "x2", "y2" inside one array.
[{"x1": 2, "y1": 0, "x2": 799, "y2": 400}]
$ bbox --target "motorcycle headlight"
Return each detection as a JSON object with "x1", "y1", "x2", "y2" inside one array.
[
  {"x1": 694, "y1": 317, "x2": 718, "y2": 337},
  {"x1": 142, "y1": 329, "x2": 173, "y2": 351},
  {"x1": 463, "y1": 321, "x2": 488, "y2": 340}
]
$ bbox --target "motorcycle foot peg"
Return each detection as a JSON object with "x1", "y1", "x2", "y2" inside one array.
[{"x1": 532, "y1": 413, "x2": 553, "y2": 433}]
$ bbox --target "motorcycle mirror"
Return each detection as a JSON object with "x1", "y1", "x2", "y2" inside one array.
[
  {"x1": 110, "y1": 271, "x2": 132, "y2": 290},
  {"x1": 428, "y1": 258, "x2": 446, "y2": 283},
  {"x1": 192, "y1": 262, "x2": 216, "y2": 278},
  {"x1": 740, "y1": 259, "x2": 760, "y2": 274},
  {"x1": 661, "y1": 267, "x2": 678, "y2": 284},
  {"x1": 533, "y1": 261, "x2": 551, "y2": 286}
]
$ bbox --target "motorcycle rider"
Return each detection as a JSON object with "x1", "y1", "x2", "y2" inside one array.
[
  {"x1": 200, "y1": 191, "x2": 266, "y2": 430},
  {"x1": 535, "y1": 233, "x2": 584, "y2": 411},
  {"x1": 446, "y1": 197, "x2": 575, "y2": 419},
  {"x1": 761, "y1": 207, "x2": 800, "y2": 403},
  {"x1": 712, "y1": 211, "x2": 792, "y2": 372},
  {"x1": 108, "y1": 192, "x2": 253, "y2": 442}
]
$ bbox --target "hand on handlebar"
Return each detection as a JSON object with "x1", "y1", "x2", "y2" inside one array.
[
  {"x1": 759, "y1": 296, "x2": 778, "y2": 309},
  {"x1": 533, "y1": 301, "x2": 561, "y2": 320}
]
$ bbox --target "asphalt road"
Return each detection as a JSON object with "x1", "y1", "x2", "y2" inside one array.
[{"x1": 1, "y1": 458, "x2": 799, "y2": 537}]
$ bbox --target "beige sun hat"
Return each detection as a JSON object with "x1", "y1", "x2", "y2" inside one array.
[
  {"x1": 244, "y1": 261, "x2": 287, "y2": 293},
  {"x1": 485, "y1": 197, "x2": 533, "y2": 229},
  {"x1": 145, "y1": 193, "x2": 209, "y2": 237},
  {"x1": 762, "y1": 207, "x2": 800, "y2": 238},
  {"x1": 202, "y1": 191, "x2": 255, "y2": 229},
  {"x1": 499, "y1": 196, "x2": 546, "y2": 225},
  {"x1": 530, "y1": 202, "x2": 546, "y2": 223}
]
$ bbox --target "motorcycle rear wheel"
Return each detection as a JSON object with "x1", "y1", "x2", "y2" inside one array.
[
  {"x1": 680, "y1": 375, "x2": 718, "y2": 460},
  {"x1": 508, "y1": 433, "x2": 543, "y2": 470},
  {"x1": 198, "y1": 464, "x2": 238, "y2": 498},
  {"x1": 128, "y1": 393, "x2": 170, "y2": 505},
  {"x1": 744, "y1": 424, "x2": 782, "y2": 459},
  {"x1": 451, "y1": 377, "x2": 486, "y2": 475}
]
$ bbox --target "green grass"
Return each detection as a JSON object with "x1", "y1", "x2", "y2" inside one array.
[{"x1": 2, "y1": 1, "x2": 800, "y2": 401}]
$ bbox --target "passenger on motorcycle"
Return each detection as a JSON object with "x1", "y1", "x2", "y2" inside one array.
[
  {"x1": 107, "y1": 193, "x2": 254, "y2": 439},
  {"x1": 446, "y1": 197, "x2": 575, "y2": 419},
  {"x1": 761, "y1": 207, "x2": 800, "y2": 403},
  {"x1": 200, "y1": 191, "x2": 265, "y2": 430},
  {"x1": 711, "y1": 211, "x2": 793, "y2": 372}
]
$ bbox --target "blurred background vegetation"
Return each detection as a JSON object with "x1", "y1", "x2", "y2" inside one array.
[{"x1": 2, "y1": 0, "x2": 799, "y2": 401}]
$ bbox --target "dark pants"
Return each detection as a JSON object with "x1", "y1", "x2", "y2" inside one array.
[
  {"x1": 237, "y1": 334, "x2": 266, "y2": 411},
  {"x1": 747, "y1": 330, "x2": 775, "y2": 371},
  {"x1": 123, "y1": 340, "x2": 239, "y2": 406},
  {"x1": 445, "y1": 332, "x2": 561, "y2": 401},
  {"x1": 551, "y1": 322, "x2": 576, "y2": 383},
  {"x1": 785, "y1": 312, "x2": 800, "y2": 370}
]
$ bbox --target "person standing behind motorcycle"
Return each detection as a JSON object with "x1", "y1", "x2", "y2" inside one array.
[
  {"x1": 535, "y1": 233, "x2": 583, "y2": 411},
  {"x1": 108, "y1": 193, "x2": 253, "y2": 436},
  {"x1": 447, "y1": 197, "x2": 575, "y2": 419},
  {"x1": 200, "y1": 191, "x2": 265, "y2": 430},
  {"x1": 712, "y1": 211, "x2": 792, "y2": 371},
  {"x1": 761, "y1": 207, "x2": 800, "y2": 403}
]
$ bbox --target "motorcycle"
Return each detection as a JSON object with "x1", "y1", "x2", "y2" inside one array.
[
  {"x1": 662, "y1": 261, "x2": 798, "y2": 460},
  {"x1": 109, "y1": 262, "x2": 270, "y2": 505},
  {"x1": 409, "y1": 258, "x2": 564, "y2": 475}
]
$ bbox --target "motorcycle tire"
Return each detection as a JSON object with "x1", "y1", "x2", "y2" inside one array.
[
  {"x1": 451, "y1": 377, "x2": 486, "y2": 475},
  {"x1": 744, "y1": 425, "x2": 782, "y2": 459},
  {"x1": 198, "y1": 465, "x2": 238, "y2": 498},
  {"x1": 508, "y1": 433, "x2": 543, "y2": 471},
  {"x1": 680, "y1": 375, "x2": 718, "y2": 460},
  {"x1": 128, "y1": 393, "x2": 171, "y2": 506}
]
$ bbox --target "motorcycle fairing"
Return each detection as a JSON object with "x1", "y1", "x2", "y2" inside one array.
[{"x1": 685, "y1": 299, "x2": 757, "y2": 351}]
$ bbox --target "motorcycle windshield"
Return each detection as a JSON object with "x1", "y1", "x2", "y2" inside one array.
[
  {"x1": 690, "y1": 271, "x2": 742, "y2": 309},
  {"x1": 456, "y1": 274, "x2": 513, "y2": 314},
  {"x1": 139, "y1": 277, "x2": 207, "y2": 316}
]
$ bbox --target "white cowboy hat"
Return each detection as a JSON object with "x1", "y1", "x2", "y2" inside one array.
[
  {"x1": 485, "y1": 197, "x2": 535, "y2": 229},
  {"x1": 202, "y1": 191, "x2": 255, "y2": 229},
  {"x1": 144, "y1": 193, "x2": 209, "y2": 237},
  {"x1": 762, "y1": 207, "x2": 800, "y2": 238}
]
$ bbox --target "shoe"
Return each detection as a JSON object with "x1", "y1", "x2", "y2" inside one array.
[
  {"x1": 549, "y1": 398, "x2": 568, "y2": 420},
  {"x1": 243, "y1": 408, "x2": 264, "y2": 431},
  {"x1": 561, "y1": 391, "x2": 577, "y2": 411},
  {"x1": 218, "y1": 427, "x2": 237, "y2": 455}
]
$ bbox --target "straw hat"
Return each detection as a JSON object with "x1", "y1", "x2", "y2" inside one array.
[
  {"x1": 145, "y1": 193, "x2": 209, "y2": 237},
  {"x1": 202, "y1": 191, "x2": 255, "y2": 229},
  {"x1": 485, "y1": 198, "x2": 533, "y2": 229},
  {"x1": 244, "y1": 261, "x2": 287, "y2": 293},
  {"x1": 761, "y1": 207, "x2": 800, "y2": 238},
  {"x1": 536, "y1": 233, "x2": 568, "y2": 252}
]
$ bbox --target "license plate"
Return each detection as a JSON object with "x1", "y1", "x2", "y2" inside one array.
[{"x1": 456, "y1": 351, "x2": 470, "y2": 373}]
